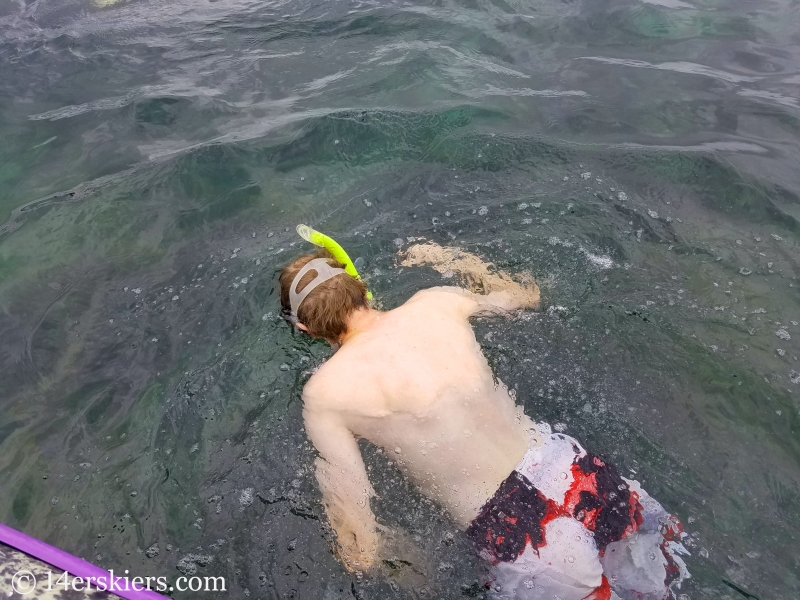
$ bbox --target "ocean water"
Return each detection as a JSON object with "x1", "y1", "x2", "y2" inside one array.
[{"x1": 1, "y1": 0, "x2": 799, "y2": 598}]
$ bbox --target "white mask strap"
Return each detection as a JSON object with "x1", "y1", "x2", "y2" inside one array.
[{"x1": 289, "y1": 258, "x2": 347, "y2": 317}]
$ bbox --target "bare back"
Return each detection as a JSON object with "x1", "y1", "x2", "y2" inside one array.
[{"x1": 304, "y1": 289, "x2": 535, "y2": 527}]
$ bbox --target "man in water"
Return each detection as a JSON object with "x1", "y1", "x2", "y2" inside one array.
[{"x1": 279, "y1": 242, "x2": 689, "y2": 600}]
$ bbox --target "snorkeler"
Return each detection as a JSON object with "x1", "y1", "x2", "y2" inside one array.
[{"x1": 278, "y1": 228, "x2": 690, "y2": 600}]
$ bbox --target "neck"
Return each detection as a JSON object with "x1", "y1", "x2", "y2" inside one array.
[{"x1": 337, "y1": 308, "x2": 381, "y2": 346}]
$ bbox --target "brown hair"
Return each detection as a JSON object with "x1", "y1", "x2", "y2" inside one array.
[{"x1": 279, "y1": 250, "x2": 369, "y2": 341}]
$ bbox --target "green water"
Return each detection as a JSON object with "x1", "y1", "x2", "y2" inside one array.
[{"x1": 1, "y1": 0, "x2": 799, "y2": 598}]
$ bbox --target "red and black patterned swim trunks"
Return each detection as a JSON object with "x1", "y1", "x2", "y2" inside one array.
[{"x1": 466, "y1": 423, "x2": 690, "y2": 600}]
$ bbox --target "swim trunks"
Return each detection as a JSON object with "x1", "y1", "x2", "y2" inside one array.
[{"x1": 466, "y1": 423, "x2": 690, "y2": 600}]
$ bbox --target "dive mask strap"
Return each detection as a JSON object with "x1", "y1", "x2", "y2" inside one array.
[{"x1": 289, "y1": 258, "x2": 347, "y2": 318}]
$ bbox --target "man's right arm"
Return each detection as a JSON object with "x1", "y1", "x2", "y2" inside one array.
[
  {"x1": 399, "y1": 242, "x2": 540, "y2": 313},
  {"x1": 413, "y1": 284, "x2": 539, "y2": 317}
]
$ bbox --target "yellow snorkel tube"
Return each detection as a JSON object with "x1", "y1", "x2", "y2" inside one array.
[{"x1": 296, "y1": 224, "x2": 373, "y2": 300}]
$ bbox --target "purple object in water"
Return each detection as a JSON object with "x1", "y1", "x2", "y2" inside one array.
[{"x1": 0, "y1": 522, "x2": 170, "y2": 599}]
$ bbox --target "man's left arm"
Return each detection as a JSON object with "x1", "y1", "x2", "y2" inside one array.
[{"x1": 303, "y1": 402, "x2": 381, "y2": 571}]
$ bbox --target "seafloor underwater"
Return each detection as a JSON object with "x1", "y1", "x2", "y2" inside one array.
[{"x1": 1, "y1": 0, "x2": 799, "y2": 598}]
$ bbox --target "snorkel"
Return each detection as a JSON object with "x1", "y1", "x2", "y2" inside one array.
[
  {"x1": 295, "y1": 224, "x2": 373, "y2": 300},
  {"x1": 282, "y1": 224, "x2": 373, "y2": 329}
]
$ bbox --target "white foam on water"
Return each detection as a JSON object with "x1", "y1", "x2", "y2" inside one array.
[
  {"x1": 641, "y1": 0, "x2": 696, "y2": 8},
  {"x1": 582, "y1": 250, "x2": 615, "y2": 270}
]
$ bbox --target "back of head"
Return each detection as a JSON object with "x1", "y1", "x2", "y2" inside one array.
[{"x1": 279, "y1": 250, "x2": 369, "y2": 340}]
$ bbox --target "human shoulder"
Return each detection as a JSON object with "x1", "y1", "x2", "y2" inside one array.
[
  {"x1": 407, "y1": 286, "x2": 478, "y2": 313},
  {"x1": 301, "y1": 350, "x2": 364, "y2": 413},
  {"x1": 302, "y1": 363, "x2": 339, "y2": 412}
]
